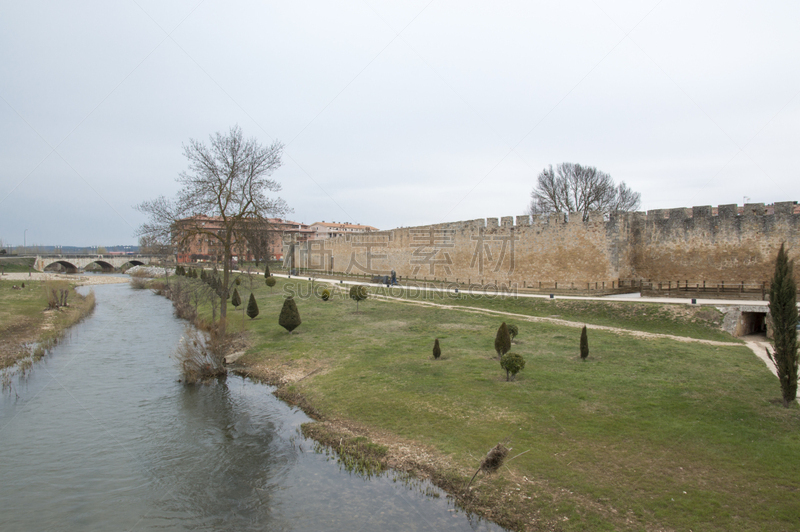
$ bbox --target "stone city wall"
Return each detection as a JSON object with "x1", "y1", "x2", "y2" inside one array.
[
  {"x1": 630, "y1": 201, "x2": 800, "y2": 283},
  {"x1": 287, "y1": 201, "x2": 799, "y2": 287}
]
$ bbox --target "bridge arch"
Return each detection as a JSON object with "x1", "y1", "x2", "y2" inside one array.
[
  {"x1": 43, "y1": 261, "x2": 79, "y2": 274},
  {"x1": 121, "y1": 260, "x2": 145, "y2": 271},
  {"x1": 84, "y1": 260, "x2": 116, "y2": 272}
]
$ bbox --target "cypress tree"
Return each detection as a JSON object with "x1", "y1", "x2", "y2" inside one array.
[
  {"x1": 580, "y1": 325, "x2": 589, "y2": 360},
  {"x1": 279, "y1": 297, "x2": 302, "y2": 332},
  {"x1": 246, "y1": 293, "x2": 259, "y2": 319},
  {"x1": 494, "y1": 322, "x2": 511, "y2": 358},
  {"x1": 265, "y1": 264, "x2": 271, "y2": 278},
  {"x1": 231, "y1": 287, "x2": 241, "y2": 308},
  {"x1": 766, "y1": 243, "x2": 798, "y2": 406},
  {"x1": 433, "y1": 338, "x2": 441, "y2": 360}
]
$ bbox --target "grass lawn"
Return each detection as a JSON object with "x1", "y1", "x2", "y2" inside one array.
[
  {"x1": 185, "y1": 275, "x2": 799, "y2": 531},
  {"x1": 369, "y1": 283, "x2": 733, "y2": 342},
  {"x1": 0, "y1": 257, "x2": 35, "y2": 273},
  {"x1": 0, "y1": 279, "x2": 95, "y2": 369}
]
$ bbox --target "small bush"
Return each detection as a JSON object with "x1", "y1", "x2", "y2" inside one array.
[
  {"x1": 494, "y1": 322, "x2": 511, "y2": 358},
  {"x1": 235, "y1": 277, "x2": 241, "y2": 286},
  {"x1": 246, "y1": 293, "x2": 259, "y2": 319},
  {"x1": 580, "y1": 325, "x2": 589, "y2": 360},
  {"x1": 350, "y1": 285, "x2": 369, "y2": 311},
  {"x1": 175, "y1": 327, "x2": 226, "y2": 384},
  {"x1": 433, "y1": 338, "x2": 441, "y2": 359},
  {"x1": 279, "y1": 296, "x2": 302, "y2": 332},
  {"x1": 508, "y1": 324, "x2": 519, "y2": 340},
  {"x1": 321, "y1": 288, "x2": 331, "y2": 301},
  {"x1": 264, "y1": 264, "x2": 271, "y2": 277},
  {"x1": 500, "y1": 353, "x2": 525, "y2": 381},
  {"x1": 231, "y1": 287, "x2": 241, "y2": 308},
  {"x1": 265, "y1": 276, "x2": 277, "y2": 290}
]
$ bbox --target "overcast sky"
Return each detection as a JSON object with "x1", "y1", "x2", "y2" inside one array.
[{"x1": 1, "y1": 1, "x2": 798, "y2": 247}]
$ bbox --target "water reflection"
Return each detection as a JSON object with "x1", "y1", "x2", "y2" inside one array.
[{"x1": 0, "y1": 283, "x2": 504, "y2": 531}]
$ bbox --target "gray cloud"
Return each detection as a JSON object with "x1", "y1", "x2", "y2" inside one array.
[{"x1": 1, "y1": 0, "x2": 798, "y2": 247}]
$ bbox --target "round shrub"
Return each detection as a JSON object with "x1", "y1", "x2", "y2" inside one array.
[
  {"x1": 508, "y1": 324, "x2": 519, "y2": 340},
  {"x1": 321, "y1": 288, "x2": 331, "y2": 301},
  {"x1": 500, "y1": 353, "x2": 525, "y2": 381},
  {"x1": 349, "y1": 285, "x2": 368, "y2": 311},
  {"x1": 265, "y1": 276, "x2": 277, "y2": 289}
]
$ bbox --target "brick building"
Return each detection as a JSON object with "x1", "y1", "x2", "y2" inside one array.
[
  {"x1": 173, "y1": 216, "x2": 313, "y2": 264},
  {"x1": 308, "y1": 221, "x2": 379, "y2": 240}
]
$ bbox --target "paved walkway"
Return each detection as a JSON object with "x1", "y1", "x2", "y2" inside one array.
[{"x1": 273, "y1": 272, "x2": 769, "y2": 308}]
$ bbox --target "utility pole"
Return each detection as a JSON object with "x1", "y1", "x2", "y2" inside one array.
[{"x1": 23, "y1": 229, "x2": 27, "y2": 253}]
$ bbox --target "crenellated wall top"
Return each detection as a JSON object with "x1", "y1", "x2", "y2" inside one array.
[{"x1": 323, "y1": 201, "x2": 798, "y2": 241}]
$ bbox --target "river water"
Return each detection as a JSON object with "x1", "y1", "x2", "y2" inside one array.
[{"x1": 0, "y1": 281, "x2": 504, "y2": 531}]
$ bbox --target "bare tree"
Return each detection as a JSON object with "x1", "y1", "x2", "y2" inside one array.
[
  {"x1": 528, "y1": 163, "x2": 641, "y2": 221},
  {"x1": 238, "y1": 217, "x2": 281, "y2": 266},
  {"x1": 138, "y1": 234, "x2": 174, "y2": 257},
  {"x1": 136, "y1": 126, "x2": 287, "y2": 331}
]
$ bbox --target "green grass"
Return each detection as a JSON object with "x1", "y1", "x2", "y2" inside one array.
[
  {"x1": 181, "y1": 275, "x2": 799, "y2": 531},
  {"x1": 371, "y1": 284, "x2": 734, "y2": 342},
  {"x1": 0, "y1": 279, "x2": 95, "y2": 368},
  {"x1": 0, "y1": 257, "x2": 35, "y2": 273}
]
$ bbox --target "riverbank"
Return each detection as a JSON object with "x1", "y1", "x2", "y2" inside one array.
[
  {"x1": 0, "y1": 278, "x2": 98, "y2": 370},
  {"x1": 172, "y1": 274, "x2": 799, "y2": 531},
  {"x1": 1, "y1": 272, "x2": 130, "y2": 286}
]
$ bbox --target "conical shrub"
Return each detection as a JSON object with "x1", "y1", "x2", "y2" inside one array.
[
  {"x1": 246, "y1": 293, "x2": 259, "y2": 319},
  {"x1": 580, "y1": 325, "x2": 589, "y2": 360},
  {"x1": 279, "y1": 297, "x2": 302, "y2": 332},
  {"x1": 433, "y1": 338, "x2": 441, "y2": 360},
  {"x1": 231, "y1": 287, "x2": 241, "y2": 308},
  {"x1": 494, "y1": 322, "x2": 511, "y2": 358}
]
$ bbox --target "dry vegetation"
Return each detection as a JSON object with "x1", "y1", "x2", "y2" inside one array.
[{"x1": 0, "y1": 279, "x2": 96, "y2": 372}]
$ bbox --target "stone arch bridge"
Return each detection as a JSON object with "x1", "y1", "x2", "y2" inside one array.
[{"x1": 34, "y1": 255, "x2": 160, "y2": 274}]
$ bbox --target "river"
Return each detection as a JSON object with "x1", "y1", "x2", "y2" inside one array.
[{"x1": 0, "y1": 281, "x2": 504, "y2": 531}]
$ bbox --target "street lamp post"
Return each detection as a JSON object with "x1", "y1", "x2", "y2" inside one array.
[{"x1": 23, "y1": 229, "x2": 27, "y2": 253}]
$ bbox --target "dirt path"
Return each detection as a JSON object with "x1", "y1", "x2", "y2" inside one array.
[{"x1": 353, "y1": 289, "x2": 742, "y2": 347}]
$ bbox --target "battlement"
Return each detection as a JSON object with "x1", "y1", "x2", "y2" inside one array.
[
  {"x1": 289, "y1": 200, "x2": 799, "y2": 289},
  {"x1": 422, "y1": 201, "x2": 797, "y2": 233},
  {"x1": 328, "y1": 202, "x2": 799, "y2": 242},
  {"x1": 643, "y1": 201, "x2": 798, "y2": 221}
]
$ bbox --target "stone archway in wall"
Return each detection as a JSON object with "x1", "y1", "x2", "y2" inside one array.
[
  {"x1": 740, "y1": 312, "x2": 767, "y2": 336},
  {"x1": 43, "y1": 261, "x2": 79, "y2": 274},
  {"x1": 721, "y1": 306, "x2": 769, "y2": 337}
]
